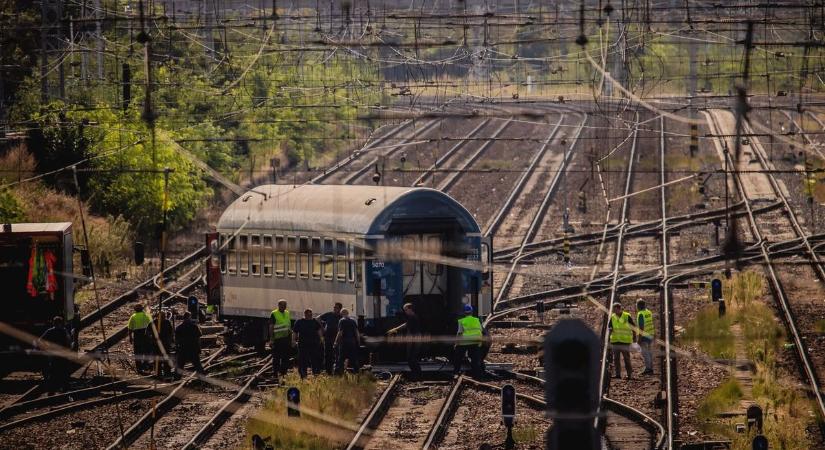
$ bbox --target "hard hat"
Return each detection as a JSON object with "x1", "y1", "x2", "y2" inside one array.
[{"x1": 463, "y1": 304, "x2": 473, "y2": 314}]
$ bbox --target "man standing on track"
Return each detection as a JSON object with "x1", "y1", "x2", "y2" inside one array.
[
  {"x1": 609, "y1": 302, "x2": 636, "y2": 380},
  {"x1": 293, "y1": 308, "x2": 324, "y2": 379},
  {"x1": 334, "y1": 308, "x2": 361, "y2": 374},
  {"x1": 37, "y1": 316, "x2": 71, "y2": 393},
  {"x1": 453, "y1": 304, "x2": 484, "y2": 379},
  {"x1": 635, "y1": 299, "x2": 655, "y2": 375},
  {"x1": 389, "y1": 303, "x2": 423, "y2": 379},
  {"x1": 174, "y1": 311, "x2": 205, "y2": 378},
  {"x1": 270, "y1": 299, "x2": 292, "y2": 380},
  {"x1": 319, "y1": 302, "x2": 342, "y2": 375},
  {"x1": 127, "y1": 304, "x2": 152, "y2": 374}
]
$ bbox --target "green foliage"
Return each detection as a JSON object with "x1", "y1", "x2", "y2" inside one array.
[
  {"x1": 697, "y1": 377, "x2": 743, "y2": 421},
  {"x1": 245, "y1": 373, "x2": 375, "y2": 450},
  {"x1": 0, "y1": 188, "x2": 24, "y2": 222},
  {"x1": 681, "y1": 305, "x2": 736, "y2": 359}
]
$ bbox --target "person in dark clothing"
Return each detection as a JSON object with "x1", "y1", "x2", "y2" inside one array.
[
  {"x1": 37, "y1": 316, "x2": 71, "y2": 393},
  {"x1": 318, "y1": 302, "x2": 342, "y2": 375},
  {"x1": 334, "y1": 308, "x2": 361, "y2": 374},
  {"x1": 388, "y1": 303, "x2": 423, "y2": 379},
  {"x1": 174, "y1": 312, "x2": 204, "y2": 378},
  {"x1": 146, "y1": 310, "x2": 175, "y2": 378},
  {"x1": 292, "y1": 309, "x2": 324, "y2": 379}
]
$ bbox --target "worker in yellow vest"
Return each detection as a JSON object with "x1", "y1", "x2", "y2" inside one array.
[
  {"x1": 453, "y1": 304, "x2": 484, "y2": 379},
  {"x1": 609, "y1": 302, "x2": 636, "y2": 379},
  {"x1": 127, "y1": 304, "x2": 153, "y2": 374},
  {"x1": 270, "y1": 299, "x2": 292, "y2": 380},
  {"x1": 635, "y1": 299, "x2": 655, "y2": 375}
]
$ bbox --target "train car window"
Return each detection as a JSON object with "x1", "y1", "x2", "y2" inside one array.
[
  {"x1": 287, "y1": 236, "x2": 297, "y2": 278},
  {"x1": 336, "y1": 240, "x2": 347, "y2": 281},
  {"x1": 239, "y1": 235, "x2": 249, "y2": 276},
  {"x1": 227, "y1": 243, "x2": 237, "y2": 275},
  {"x1": 323, "y1": 238, "x2": 334, "y2": 280},
  {"x1": 262, "y1": 235, "x2": 272, "y2": 277},
  {"x1": 311, "y1": 238, "x2": 322, "y2": 279},
  {"x1": 251, "y1": 234, "x2": 261, "y2": 276},
  {"x1": 299, "y1": 237, "x2": 309, "y2": 278},
  {"x1": 219, "y1": 235, "x2": 227, "y2": 274},
  {"x1": 402, "y1": 236, "x2": 416, "y2": 276},
  {"x1": 275, "y1": 235, "x2": 285, "y2": 277},
  {"x1": 347, "y1": 242, "x2": 355, "y2": 282},
  {"x1": 426, "y1": 236, "x2": 443, "y2": 276}
]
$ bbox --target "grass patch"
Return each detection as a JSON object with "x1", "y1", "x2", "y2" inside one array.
[
  {"x1": 477, "y1": 159, "x2": 515, "y2": 171},
  {"x1": 680, "y1": 305, "x2": 736, "y2": 359},
  {"x1": 815, "y1": 319, "x2": 825, "y2": 334},
  {"x1": 243, "y1": 373, "x2": 376, "y2": 450},
  {"x1": 512, "y1": 425, "x2": 541, "y2": 443},
  {"x1": 697, "y1": 377, "x2": 743, "y2": 421},
  {"x1": 692, "y1": 271, "x2": 815, "y2": 449}
]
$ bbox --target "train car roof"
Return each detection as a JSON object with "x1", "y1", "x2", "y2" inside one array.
[
  {"x1": 1, "y1": 223, "x2": 72, "y2": 233},
  {"x1": 217, "y1": 184, "x2": 481, "y2": 236}
]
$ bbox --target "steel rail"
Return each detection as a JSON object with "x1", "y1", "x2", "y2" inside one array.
[
  {"x1": 483, "y1": 115, "x2": 565, "y2": 237},
  {"x1": 596, "y1": 118, "x2": 639, "y2": 416},
  {"x1": 493, "y1": 200, "x2": 764, "y2": 261},
  {"x1": 659, "y1": 116, "x2": 677, "y2": 449},
  {"x1": 344, "y1": 374, "x2": 403, "y2": 450},
  {"x1": 0, "y1": 347, "x2": 227, "y2": 433},
  {"x1": 412, "y1": 118, "x2": 493, "y2": 187},
  {"x1": 181, "y1": 357, "x2": 273, "y2": 450},
  {"x1": 706, "y1": 109, "x2": 825, "y2": 431},
  {"x1": 105, "y1": 351, "x2": 265, "y2": 450},
  {"x1": 79, "y1": 245, "x2": 207, "y2": 330},
  {"x1": 493, "y1": 114, "x2": 588, "y2": 308},
  {"x1": 437, "y1": 118, "x2": 515, "y2": 192},
  {"x1": 343, "y1": 119, "x2": 442, "y2": 185},
  {"x1": 421, "y1": 376, "x2": 466, "y2": 450},
  {"x1": 311, "y1": 120, "x2": 413, "y2": 184}
]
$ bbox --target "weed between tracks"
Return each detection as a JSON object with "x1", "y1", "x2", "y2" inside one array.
[
  {"x1": 242, "y1": 373, "x2": 375, "y2": 450},
  {"x1": 686, "y1": 271, "x2": 816, "y2": 449}
]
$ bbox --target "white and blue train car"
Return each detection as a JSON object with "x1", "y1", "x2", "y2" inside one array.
[{"x1": 212, "y1": 184, "x2": 493, "y2": 349}]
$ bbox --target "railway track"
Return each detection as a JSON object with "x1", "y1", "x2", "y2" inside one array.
[
  {"x1": 0, "y1": 247, "x2": 208, "y2": 419},
  {"x1": 340, "y1": 106, "x2": 581, "y2": 449},
  {"x1": 706, "y1": 109, "x2": 825, "y2": 431}
]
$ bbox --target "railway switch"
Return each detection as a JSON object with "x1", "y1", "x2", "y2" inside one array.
[{"x1": 287, "y1": 387, "x2": 301, "y2": 417}]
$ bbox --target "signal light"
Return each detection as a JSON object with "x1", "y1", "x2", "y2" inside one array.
[
  {"x1": 287, "y1": 387, "x2": 301, "y2": 417},
  {"x1": 545, "y1": 319, "x2": 599, "y2": 450}
]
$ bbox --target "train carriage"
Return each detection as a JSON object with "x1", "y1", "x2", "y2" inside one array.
[{"x1": 209, "y1": 185, "x2": 492, "y2": 350}]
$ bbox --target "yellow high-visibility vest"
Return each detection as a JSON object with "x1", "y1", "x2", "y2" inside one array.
[
  {"x1": 457, "y1": 315, "x2": 483, "y2": 346},
  {"x1": 610, "y1": 312, "x2": 633, "y2": 344},
  {"x1": 271, "y1": 309, "x2": 291, "y2": 341},
  {"x1": 128, "y1": 311, "x2": 152, "y2": 331},
  {"x1": 637, "y1": 309, "x2": 654, "y2": 339}
]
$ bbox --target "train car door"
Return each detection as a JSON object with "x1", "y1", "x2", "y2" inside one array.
[
  {"x1": 478, "y1": 236, "x2": 493, "y2": 317},
  {"x1": 401, "y1": 234, "x2": 448, "y2": 328}
]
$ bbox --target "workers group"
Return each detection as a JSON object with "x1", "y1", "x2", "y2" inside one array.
[
  {"x1": 270, "y1": 299, "x2": 488, "y2": 382},
  {"x1": 608, "y1": 298, "x2": 655, "y2": 379},
  {"x1": 126, "y1": 304, "x2": 206, "y2": 379}
]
